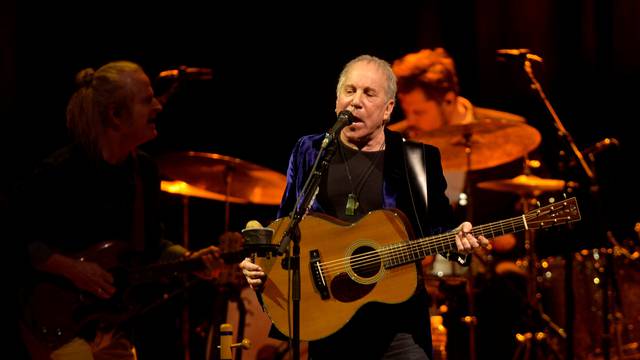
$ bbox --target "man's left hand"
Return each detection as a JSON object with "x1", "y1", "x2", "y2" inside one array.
[{"x1": 454, "y1": 221, "x2": 489, "y2": 253}]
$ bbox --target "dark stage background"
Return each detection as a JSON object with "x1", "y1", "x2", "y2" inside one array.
[
  {"x1": 3, "y1": 1, "x2": 640, "y2": 359},
  {"x1": 5, "y1": 1, "x2": 639, "y2": 241}
]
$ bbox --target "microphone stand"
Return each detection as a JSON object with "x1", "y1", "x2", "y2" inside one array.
[
  {"x1": 276, "y1": 133, "x2": 340, "y2": 360},
  {"x1": 522, "y1": 59, "x2": 595, "y2": 183},
  {"x1": 521, "y1": 58, "x2": 602, "y2": 360}
]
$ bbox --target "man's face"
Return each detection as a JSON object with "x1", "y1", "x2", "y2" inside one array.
[
  {"x1": 119, "y1": 71, "x2": 163, "y2": 147},
  {"x1": 398, "y1": 88, "x2": 447, "y2": 134},
  {"x1": 335, "y1": 61, "x2": 394, "y2": 143}
]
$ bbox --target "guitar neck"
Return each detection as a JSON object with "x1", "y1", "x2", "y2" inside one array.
[
  {"x1": 129, "y1": 256, "x2": 204, "y2": 282},
  {"x1": 382, "y1": 215, "x2": 526, "y2": 268}
]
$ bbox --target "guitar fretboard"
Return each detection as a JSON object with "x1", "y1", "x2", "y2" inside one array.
[{"x1": 382, "y1": 216, "x2": 527, "y2": 268}]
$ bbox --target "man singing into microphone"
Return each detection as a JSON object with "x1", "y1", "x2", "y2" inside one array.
[{"x1": 240, "y1": 54, "x2": 489, "y2": 359}]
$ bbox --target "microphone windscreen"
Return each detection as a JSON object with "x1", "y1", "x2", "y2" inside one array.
[{"x1": 245, "y1": 220, "x2": 263, "y2": 229}]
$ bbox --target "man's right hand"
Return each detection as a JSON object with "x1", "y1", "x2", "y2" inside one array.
[
  {"x1": 38, "y1": 253, "x2": 115, "y2": 299},
  {"x1": 239, "y1": 257, "x2": 265, "y2": 290}
]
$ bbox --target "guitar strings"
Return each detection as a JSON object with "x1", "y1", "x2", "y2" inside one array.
[
  {"x1": 320, "y1": 202, "x2": 575, "y2": 272},
  {"x1": 318, "y1": 208, "x2": 575, "y2": 275},
  {"x1": 321, "y1": 213, "x2": 572, "y2": 274},
  {"x1": 321, "y1": 212, "x2": 575, "y2": 274},
  {"x1": 326, "y1": 216, "x2": 527, "y2": 269},
  {"x1": 319, "y1": 216, "x2": 526, "y2": 274}
]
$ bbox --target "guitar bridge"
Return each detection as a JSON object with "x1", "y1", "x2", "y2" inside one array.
[{"x1": 310, "y1": 250, "x2": 330, "y2": 300}]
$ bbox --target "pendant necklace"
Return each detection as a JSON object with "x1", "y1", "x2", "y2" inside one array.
[{"x1": 338, "y1": 140, "x2": 385, "y2": 216}]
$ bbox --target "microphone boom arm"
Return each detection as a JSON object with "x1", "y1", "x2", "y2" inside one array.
[{"x1": 522, "y1": 59, "x2": 595, "y2": 181}]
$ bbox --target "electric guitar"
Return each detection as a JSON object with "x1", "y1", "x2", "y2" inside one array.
[
  {"x1": 21, "y1": 239, "x2": 243, "y2": 355},
  {"x1": 256, "y1": 197, "x2": 581, "y2": 341}
]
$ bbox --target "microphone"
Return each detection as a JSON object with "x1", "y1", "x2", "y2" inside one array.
[
  {"x1": 592, "y1": 137, "x2": 619, "y2": 150},
  {"x1": 584, "y1": 137, "x2": 620, "y2": 157},
  {"x1": 241, "y1": 220, "x2": 276, "y2": 257},
  {"x1": 321, "y1": 110, "x2": 354, "y2": 148},
  {"x1": 496, "y1": 48, "x2": 543, "y2": 63},
  {"x1": 157, "y1": 66, "x2": 213, "y2": 80}
]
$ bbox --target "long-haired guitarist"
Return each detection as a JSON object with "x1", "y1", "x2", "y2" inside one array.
[
  {"x1": 15, "y1": 61, "x2": 221, "y2": 359},
  {"x1": 240, "y1": 55, "x2": 489, "y2": 360}
]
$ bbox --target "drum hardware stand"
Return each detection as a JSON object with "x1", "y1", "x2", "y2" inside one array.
[
  {"x1": 603, "y1": 231, "x2": 638, "y2": 359},
  {"x1": 454, "y1": 129, "x2": 481, "y2": 360},
  {"x1": 206, "y1": 172, "x2": 247, "y2": 360},
  {"x1": 177, "y1": 175, "x2": 234, "y2": 360},
  {"x1": 462, "y1": 278, "x2": 477, "y2": 360},
  {"x1": 512, "y1": 195, "x2": 564, "y2": 360},
  {"x1": 437, "y1": 274, "x2": 477, "y2": 360},
  {"x1": 181, "y1": 195, "x2": 192, "y2": 360},
  {"x1": 457, "y1": 129, "x2": 473, "y2": 211},
  {"x1": 161, "y1": 188, "x2": 221, "y2": 360},
  {"x1": 518, "y1": 52, "x2": 605, "y2": 360},
  {"x1": 512, "y1": 332, "x2": 560, "y2": 360}
]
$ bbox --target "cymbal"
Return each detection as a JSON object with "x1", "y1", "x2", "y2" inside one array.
[
  {"x1": 388, "y1": 106, "x2": 527, "y2": 135},
  {"x1": 157, "y1": 151, "x2": 286, "y2": 205},
  {"x1": 476, "y1": 174, "x2": 565, "y2": 194},
  {"x1": 422, "y1": 107, "x2": 526, "y2": 138},
  {"x1": 413, "y1": 108, "x2": 541, "y2": 170},
  {"x1": 161, "y1": 180, "x2": 248, "y2": 203}
]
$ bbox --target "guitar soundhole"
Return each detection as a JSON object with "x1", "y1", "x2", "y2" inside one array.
[
  {"x1": 330, "y1": 273, "x2": 375, "y2": 302},
  {"x1": 351, "y1": 246, "x2": 381, "y2": 278}
]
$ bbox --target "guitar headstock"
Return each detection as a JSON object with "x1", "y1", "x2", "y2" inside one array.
[{"x1": 525, "y1": 197, "x2": 581, "y2": 229}]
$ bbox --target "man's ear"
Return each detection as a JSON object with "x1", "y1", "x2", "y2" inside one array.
[
  {"x1": 443, "y1": 91, "x2": 456, "y2": 105},
  {"x1": 105, "y1": 104, "x2": 123, "y2": 130},
  {"x1": 383, "y1": 99, "x2": 395, "y2": 122}
]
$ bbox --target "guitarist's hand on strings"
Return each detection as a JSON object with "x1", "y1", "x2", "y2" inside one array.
[
  {"x1": 239, "y1": 258, "x2": 265, "y2": 291},
  {"x1": 38, "y1": 253, "x2": 116, "y2": 299},
  {"x1": 454, "y1": 222, "x2": 489, "y2": 253}
]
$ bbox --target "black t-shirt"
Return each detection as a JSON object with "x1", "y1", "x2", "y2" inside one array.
[
  {"x1": 317, "y1": 140, "x2": 385, "y2": 221},
  {"x1": 16, "y1": 143, "x2": 164, "y2": 265}
]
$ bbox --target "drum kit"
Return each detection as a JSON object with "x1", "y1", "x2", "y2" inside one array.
[
  {"x1": 156, "y1": 151, "x2": 288, "y2": 360},
  {"x1": 411, "y1": 106, "x2": 542, "y2": 171},
  {"x1": 393, "y1": 106, "x2": 638, "y2": 360},
  {"x1": 154, "y1": 105, "x2": 637, "y2": 360},
  {"x1": 157, "y1": 151, "x2": 287, "y2": 239}
]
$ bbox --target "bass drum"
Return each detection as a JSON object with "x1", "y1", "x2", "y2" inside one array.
[
  {"x1": 609, "y1": 247, "x2": 640, "y2": 359},
  {"x1": 226, "y1": 287, "x2": 309, "y2": 360},
  {"x1": 537, "y1": 249, "x2": 640, "y2": 360}
]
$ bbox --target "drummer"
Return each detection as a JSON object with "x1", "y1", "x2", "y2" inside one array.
[
  {"x1": 390, "y1": 47, "x2": 527, "y2": 359},
  {"x1": 390, "y1": 48, "x2": 524, "y2": 271}
]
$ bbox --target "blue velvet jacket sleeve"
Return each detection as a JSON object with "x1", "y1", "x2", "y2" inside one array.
[
  {"x1": 277, "y1": 133, "x2": 326, "y2": 219},
  {"x1": 276, "y1": 131, "x2": 456, "y2": 236}
]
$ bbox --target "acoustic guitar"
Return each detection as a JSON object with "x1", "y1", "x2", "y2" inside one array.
[{"x1": 256, "y1": 197, "x2": 581, "y2": 341}]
